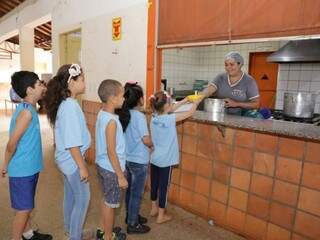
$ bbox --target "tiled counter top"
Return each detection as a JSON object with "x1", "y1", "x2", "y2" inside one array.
[{"x1": 191, "y1": 111, "x2": 320, "y2": 141}]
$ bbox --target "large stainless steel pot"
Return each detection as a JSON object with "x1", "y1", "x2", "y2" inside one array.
[
  {"x1": 204, "y1": 98, "x2": 225, "y2": 113},
  {"x1": 283, "y1": 92, "x2": 317, "y2": 118}
]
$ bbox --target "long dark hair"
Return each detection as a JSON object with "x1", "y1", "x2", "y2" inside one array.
[
  {"x1": 43, "y1": 64, "x2": 82, "y2": 126},
  {"x1": 115, "y1": 82, "x2": 143, "y2": 132}
]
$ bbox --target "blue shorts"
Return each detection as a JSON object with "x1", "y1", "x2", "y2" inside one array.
[{"x1": 9, "y1": 173, "x2": 39, "y2": 211}]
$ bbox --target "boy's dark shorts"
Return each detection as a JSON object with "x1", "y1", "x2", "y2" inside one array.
[
  {"x1": 9, "y1": 173, "x2": 39, "y2": 211},
  {"x1": 96, "y1": 165, "x2": 125, "y2": 208}
]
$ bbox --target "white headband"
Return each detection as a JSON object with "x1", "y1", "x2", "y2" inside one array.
[{"x1": 67, "y1": 63, "x2": 81, "y2": 83}]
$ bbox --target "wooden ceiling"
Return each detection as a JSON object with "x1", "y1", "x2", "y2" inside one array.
[
  {"x1": 7, "y1": 22, "x2": 52, "y2": 50},
  {"x1": 0, "y1": 0, "x2": 25, "y2": 17},
  {"x1": 0, "y1": 0, "x2": 52, "y2": 50}
]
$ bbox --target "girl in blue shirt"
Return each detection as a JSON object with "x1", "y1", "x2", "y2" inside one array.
[
  {"x1": 44, "y1": 64, "x2": 91, "y2": 240},
  {"x1": 149, "y1": 91, "x2": 200, "y2": 224},
  {"x1": 116, "y1": 82, "x2": 153, "y2": 234}
]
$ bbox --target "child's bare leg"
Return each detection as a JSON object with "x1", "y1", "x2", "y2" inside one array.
[
  {"x1": 99, "y1": 200, "x2": 105, "y2": 228},
  {"x1": 156, "y1": 208, "x2": 172, "y2": 224},
  {"x1": 150, "y1": 200, "x2": 158, "y2": 217},
  {"x1": 12, "y1": 210, "x2": 30, "y2": 240},
  {"x1": 102, "y1": 203, "x2": 115, "y2": 240}
]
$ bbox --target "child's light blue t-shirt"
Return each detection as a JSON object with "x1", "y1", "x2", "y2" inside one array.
[
  {"x1": 8, "y1": 102, "x2": 43, "y2": 177},
  {"x1": 150, "y1": 113, "x2": 179, "y2": 167},
  {"x1": 125, "y1": 110, "x2": 150, "y2": 165},
  {"x1": 95, "y1": 110, "x2": 126, "y2": 172},
  {"x1": 54, "y1": 98, "x2": 91, "y2": 175}
]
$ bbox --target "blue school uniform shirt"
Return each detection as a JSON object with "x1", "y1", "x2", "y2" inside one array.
[
  {"x1": 95, "y1": 110, "x2": 126, "y2": 172},
  {"x1": 8, "y1": 102, "x2": 43, "y2": 177},
  {"x1": 54, "y1": 98, "x2": 91, "y2": 175},
  {"x1": 150, "y1": 113, "x2": 179, "y2": 167},
  {"x1": 125, "y1": 110, "x2": 150, "y2": 164}
]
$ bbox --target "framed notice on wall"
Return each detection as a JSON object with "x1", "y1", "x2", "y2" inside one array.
[{"x1": 112, "y1": 17, "x2": 122, "y2": 41}]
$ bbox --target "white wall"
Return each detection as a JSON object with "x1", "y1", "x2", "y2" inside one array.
[
  {"x1": 80, "y1": 3, "x2": 148, "y2": 101},
  {"x1": 50, "y1": 0, "x2": 148, "y2": 101},
  {"x1": 0, "y1": 0, "x2": 149, "y2": 102},
  {"x1": 162, "y1": 41, "x2": 280, "y2": 90}
]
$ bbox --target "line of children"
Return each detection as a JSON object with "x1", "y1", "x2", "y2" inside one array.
[
  {"x1": 1, "y1": 71, "x2": 52, "y2": 240},
  {"x1": 2, "y1": 65, "x2": 200, "y2": 240}
]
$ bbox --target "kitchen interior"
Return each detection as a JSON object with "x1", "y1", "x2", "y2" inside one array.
[
  {"x1": 161, "y1": 40, "x2": 320, "y2": 124},
  {"x1": 154, "y1": 2, "x2": 320, "y2": 239},
  {"x1": 158, "y1": 38, "x2": 320, "y2": 240}
]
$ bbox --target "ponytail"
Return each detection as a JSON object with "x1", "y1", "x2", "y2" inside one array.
[{"x1": 115, "y1": 82, "x2": 143, "y2": 132}]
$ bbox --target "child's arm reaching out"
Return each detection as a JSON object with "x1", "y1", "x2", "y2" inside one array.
[
  {"x1": 175, "y1": 99, "x2": 201, "y2": 122},
  {"x1": 2, "y1": 110, "x2": 32, "y2": 177},
  {"x1": 170, "y1": 97, "x2": 189, "y2": 113},
  {"x1": 106, "y1": 120, "x2": 128, "y2": 189}
]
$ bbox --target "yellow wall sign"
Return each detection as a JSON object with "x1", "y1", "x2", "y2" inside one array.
[{"x1": 112, "y1": 17, "x2": 122, "y2": 41}]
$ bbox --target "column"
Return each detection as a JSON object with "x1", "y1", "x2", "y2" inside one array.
[{"x1": 19, "y1": 26, "x2": 34, "y2": 71}]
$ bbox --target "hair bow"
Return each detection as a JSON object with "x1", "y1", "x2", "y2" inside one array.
[
  {"x1": 67, "y1": 63, "x2": 81, "y2": 83},
  {"x1": 127, "y1": 80, "x2": 138, "y2": 85}
]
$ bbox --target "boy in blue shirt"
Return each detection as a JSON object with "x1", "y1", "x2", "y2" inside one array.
[
  {"x1": 1, "y1": 71, "x2": 52, "y2": 240},
  {"x1": 96, "y1": 79, "x2": 127, "y2": 240}
]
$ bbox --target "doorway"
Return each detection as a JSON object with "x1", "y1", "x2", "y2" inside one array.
[
  {"x1": 59, "y1": 29, "x2": 82, "y2": 103},
  {"x1": 249, "y1": 52, "x2": 278, "y2": 108},
  {"x1": 59, "y1": 29, "x2": 81, "y2": 65}
]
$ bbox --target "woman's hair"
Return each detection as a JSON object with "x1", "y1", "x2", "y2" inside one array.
[
  {"x1": 149, "y1": 91, "x2": 171, "y2": 114},
  {"x1": 43, "y1": 64, "x2": 82, "y2": 126},
  {"x1": 224, "y1": 51, "x2": 244, "y2": 66},
  {"x1": 115, "y1": 82, "x2": 144, "y2": 132}
]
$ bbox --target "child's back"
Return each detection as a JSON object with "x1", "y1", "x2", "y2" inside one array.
[
  {"x1": 150, "y1": 113, "x2": 178, "y2": 167},
  {"x1": 148, "y1": 90, "x2": 200, "y2": 224},
  {"x1": 125, "y1": 109, "x2": 150, "y2": 164}
]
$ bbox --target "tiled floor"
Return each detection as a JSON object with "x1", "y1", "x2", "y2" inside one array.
[{"x1": 0, "y1": 111, "x2": 244, "y2": 240}]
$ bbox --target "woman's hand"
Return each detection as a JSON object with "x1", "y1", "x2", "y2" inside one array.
[
  {"x1": 224, "y1": 98, "x2": 238, "y2": 108},
  {"x1": 79, "y1": 166, "x2": 89, "y2": 182}
]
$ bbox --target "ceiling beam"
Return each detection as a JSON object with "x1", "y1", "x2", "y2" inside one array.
[
  {"x1": 40, "y1": 25, "x2": 51, "y2": 33},
  {"x1": 36, "y1": 27, "x2": 51, "y2": 36},
  {"x1": 34, "y1": 29, "x2": 51, "y2": 40},
  {"x1": 0, "y1": 3, "x2": 13, "y2": 12},
  {"x1": 3, "y1": 1, "x2": 17, "y2": 9}
]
